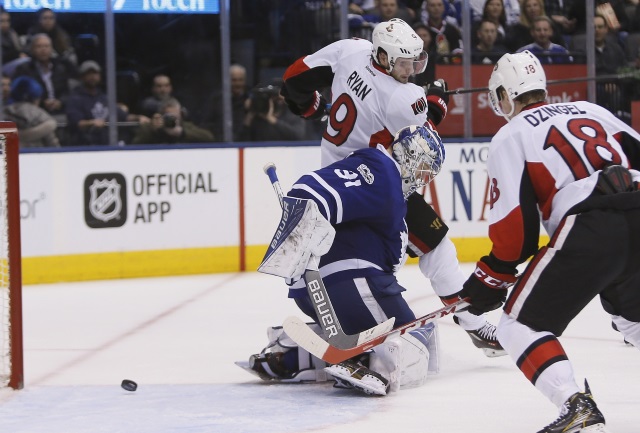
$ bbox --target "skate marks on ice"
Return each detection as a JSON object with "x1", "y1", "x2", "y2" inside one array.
[{"x1": 0, "y1": 383, "x2": 382, "y2": 433}]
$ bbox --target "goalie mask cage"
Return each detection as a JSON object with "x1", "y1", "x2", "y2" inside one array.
[{"x1": 0, "y1": 122, "x2": 23, "y2": 390}]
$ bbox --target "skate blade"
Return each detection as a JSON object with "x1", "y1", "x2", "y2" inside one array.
[
  {"x1": 581, "y1": 424, "x2": 611, "y2": 433},
  {"x1": 234, "y1": 360, "x2": 272, "y2": 380},
  {"x1": 325, "y1": 368, "x2": 387, "y2": 396},
  {"x1": 482, "y1": 348, "x2": 507, "y2": 358}
]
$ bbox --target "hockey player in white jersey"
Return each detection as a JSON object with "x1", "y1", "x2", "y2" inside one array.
[
  {"x1": 280, "y1": 17, "x2": 505, "y2": 357},
  {"x1": 459, "y1": 50, "x2": 640, "y2": 432}
]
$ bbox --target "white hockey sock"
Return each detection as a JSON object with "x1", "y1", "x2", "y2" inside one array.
[
  {"x1": 611, "y1": 315, "x2": 640, "y2": 348},
  {"x1": 497, "y1": 314, "x2": 580, "y2": 408},
  {"x1": 453, "y1": 310, "x2": 486, "y2": 331}
]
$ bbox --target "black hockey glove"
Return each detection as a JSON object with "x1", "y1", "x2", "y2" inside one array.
[
  {"x1": 425, "y1": 79, "x2": 449, "y2": 126},
  {"x1": 461, "y1": 259, "x2": 516, "y2": 315},
  {"x1": 301, "y1": 91, "x2": 329, "y2": 121}
]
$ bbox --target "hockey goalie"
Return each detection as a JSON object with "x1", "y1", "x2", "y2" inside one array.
[{"x1": 237, "y1": 125, "x2": 470, "y2": 396}]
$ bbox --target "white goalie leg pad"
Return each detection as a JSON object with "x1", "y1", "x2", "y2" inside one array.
[
  {"x1": 369, "y1": 327, "x2": 434, "y2": 392},
  {"x1": 368, "y1": 335, "x2": 402, "y2": 392},
  {"x1": 611, "y1": 315, "x2": 640, "y2": 348},
  {"x1": 414, "y1": 322, "x2": 440, "y2": 375},
  {"x1": 265, "y1": 325, "x2": 329, "y2": 382},
  {"x1": 258, "y1": 197, "x2": 335, "y2": 280}
]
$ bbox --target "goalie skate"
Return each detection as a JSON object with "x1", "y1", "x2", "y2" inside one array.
[
  {"x1": 235, "y1": 352, "x2": 328, "y2": 383},
  {"x1": 325, "y1": 361, "x2": 389, "y2": 396},
  {"x1": 453, "y1": 316, "x2": 506, "y2": 357},
  {"x1": 537, "y1": 380, "x2": 610, "y2": 433}
]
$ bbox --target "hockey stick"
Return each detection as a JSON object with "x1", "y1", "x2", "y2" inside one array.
[
  {"x1": 444, "y1": 71, "x2": 640, "y2": 95},
  {"x1": 283, "y1": 297, "x2": 470, "y2": 364},
  {"x1": 262, "y1": 163, "x2": 396, "y2": 349}
]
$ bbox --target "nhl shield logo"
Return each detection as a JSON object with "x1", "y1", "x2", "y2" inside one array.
[{"x1": 84, "y1": 173, "x2": 127, "y2": 228}]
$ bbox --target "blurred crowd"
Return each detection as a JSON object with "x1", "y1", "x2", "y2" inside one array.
[
  {"x1": 345, "y1": 0, "x2": 640, "y2": 68},
  {"x1": 2, "y1": 2, "x2": 640, "y2": 147}
]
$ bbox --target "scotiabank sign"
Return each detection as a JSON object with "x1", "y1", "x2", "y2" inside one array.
[
  {"x1": 2, "y1": 0, "x2": 219, "y2": 13},
  {"x1": 436, "y1": 64, "x2": 588, "y2": 137}
]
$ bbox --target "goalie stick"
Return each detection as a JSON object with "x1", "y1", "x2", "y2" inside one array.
[
  {"x1": 262, "y1": 163, "x2": 395, "y2": 349},
  {"x1": 283, "y1": 297, "x2": 470, "y2": 364}
]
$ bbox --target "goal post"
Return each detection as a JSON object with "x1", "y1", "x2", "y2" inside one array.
[{"x1": 0, "y1": 122, "x2": 23, "y2": 390}]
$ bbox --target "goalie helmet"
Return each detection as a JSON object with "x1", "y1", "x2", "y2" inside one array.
[
  {"x1": 391, "y1": 125, "x2": 445, "y2": 198},
  {"x1": 371, "y1": 18, "x2": 428, "y2": 75},
  {"x1": 488, "y1": 50, "x2": 547, "y2": 121}
]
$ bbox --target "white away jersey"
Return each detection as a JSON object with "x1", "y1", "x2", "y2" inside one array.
[
  {"x1": 487, "y1": 100, "x2": 640, "y2": 264},
  {"x1": 293, "y1": 38, "x2": 430, "y2": 166}
]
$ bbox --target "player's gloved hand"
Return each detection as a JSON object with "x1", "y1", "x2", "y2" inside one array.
[
  {"x1": 426, "y1": 79, "x2": 449, "y2": 126},
  {"x1": 460, "y1": 260, "x2": 516, "y2": 315},
  {"x1": 301, "y1": 91, "x2": 329, "y2": 121}
]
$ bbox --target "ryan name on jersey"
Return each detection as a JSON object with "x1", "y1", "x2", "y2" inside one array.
[
  {"x1": 347, "y1": 70, "x2": 374, "y2": 102},
  {"x1": 522, "y1": 103, "x2": 588, "y2": 127}
]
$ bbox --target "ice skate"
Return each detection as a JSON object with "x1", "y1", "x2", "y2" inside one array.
[
  {"x1": 537, "y1": 380, "x2": 610, "y2": 433},
  {"x1": 235, "y1": 352, "x2": 295, "y2": 381},
  {"x1": 453, "y1": 316, "x2": 506, "y2": 357},
  {"x1": 325, "y1": 360, "x2": 389, "y2": 396}
]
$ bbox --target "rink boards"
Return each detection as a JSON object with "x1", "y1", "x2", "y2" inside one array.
[{"x1": 16, "y1": 142, "x2": 544, "y2": 283}]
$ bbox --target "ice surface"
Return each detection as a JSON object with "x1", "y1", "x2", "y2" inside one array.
[{"x1": 0, "y1": 264, "x2": 637, "y2": 432}]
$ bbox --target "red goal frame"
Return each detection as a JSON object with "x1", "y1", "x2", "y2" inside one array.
[{"x1": 1, "y1": 121, "x2": 23, "y2": 389}]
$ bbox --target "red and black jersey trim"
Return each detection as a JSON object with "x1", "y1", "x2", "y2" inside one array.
[
  {"x1": 614, "y1": 130, "x2": 640, "y2": 170},
  {"x1": 516, "y1": 335, "x2": 568, "y2": 385},
  {"x1": 281, "y1": 62, "x2": 334, "y2": 115},
  {"x1": 405, "y1": 192, "x2": 449, "y2": 257}
]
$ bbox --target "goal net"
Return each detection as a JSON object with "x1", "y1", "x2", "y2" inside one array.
[{"x1": 0, "y1": 122, "x2": 23, "y2": 389}]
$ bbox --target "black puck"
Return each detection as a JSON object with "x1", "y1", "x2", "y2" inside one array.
[{"x1": 121, "y1": 379, "x2": 137, "y2": 392}]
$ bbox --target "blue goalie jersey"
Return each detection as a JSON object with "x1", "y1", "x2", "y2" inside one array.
[{"x1": 287, "y1": 146, "x2": 408, "y2": 296}]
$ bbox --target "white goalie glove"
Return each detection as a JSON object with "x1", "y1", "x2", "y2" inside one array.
[{"x1": 258, "y1": 196, "x2": 335, "y2": 281}]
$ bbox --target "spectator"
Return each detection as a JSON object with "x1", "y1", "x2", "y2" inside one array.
[
  {"x1": 411, "y1": 21, "x2": 437, "y2": 85},
  {"x1": 566, "y1": 0, "x2": 630, "y2": 34},
  {"x1": 132, "y1": 97, "x2": 213, "y2": 144},
  {"x1": 241, "y1": 84, "x2": 306, "y2": 142},
  {"x1": 473, "y1": 0, "x2": 508, "y2": 46},
  {"x1": 472, "y1": 20, "x2": 508, "y2": 64},
  {"x1": 471, "y1": 0, "x2": 520, "y2": 25},
  {"x1": 516, "y1": 16, "x2": 573, "y2": 64},
  {"x1": 202, "y1": 63, "x2": 250, "y2": 142},
  {"x1": 1, "y1": 8, "x2": 26, "y2": 65},
  {"x1": 424, "y1": 0, "x2": 463, "y2": 64},
  {"x1": 65, "y1": 60, "x2": 148, "y2": 146},
  {"x1": 2, "y1": 74, "x2": 11, "y2": 105},
  {"x1": 418, "y1": 0, "x2": 467, "y2": 28},
  {"x1": 140, "y1": 74, "x2": 188, "y2": 119},
  {"x1": 371, "y1": 0, "x2": 415, "y2": 24},
  {"x1": 595, "y1": 15, "x2": 628, "y2": 74},
  {"x1": 12, "y1": 33, "x2": 76, "y2": 118},
  {"x1": 505, "y1": 0, "x2": 566, "y2": 52},
  {"x1": 3, "y1": 76, "x2": 60, "y2": 148},
  {"x1": 545, "y1": 0, "x2": 576, "y2": 35},
  {"x1": 349, "y1": 0, "x2": 377, "y2": 15},
  {"x1": 593, "y1": 14, "x2": 629, "y2": 115},
  {"x1": 349, "y1": 0, "x2": 415, "y2": 30},
  {"x1": 27, "y1": 8, "x2": 77, "y2": 66}
]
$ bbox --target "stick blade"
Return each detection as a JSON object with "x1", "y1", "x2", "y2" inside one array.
[
  {"x1": 282, "y1": 316, "x2": 330, "y2": 360},
  {"x1": 356, "y1": 317, "x2": 395, "y2": 345}
]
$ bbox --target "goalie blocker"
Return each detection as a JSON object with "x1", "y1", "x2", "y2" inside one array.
[{"x1": 258, "y1": 196, "x2": 334, "y2": 281}]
